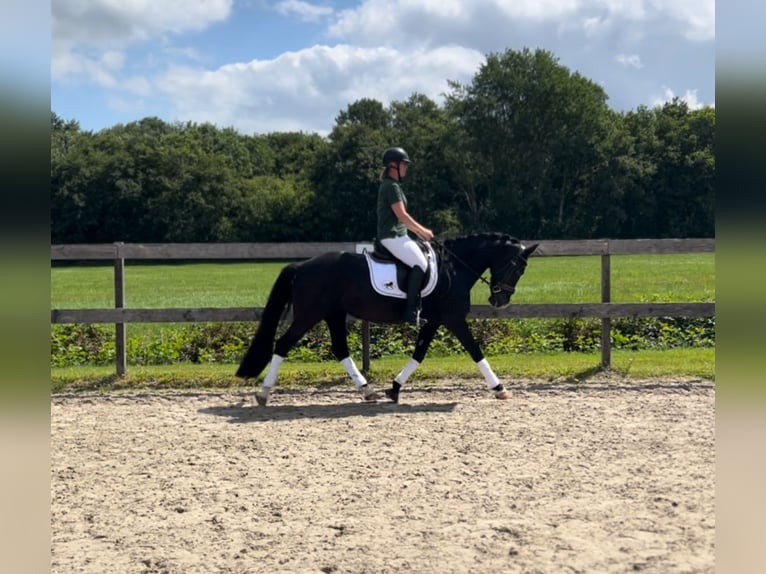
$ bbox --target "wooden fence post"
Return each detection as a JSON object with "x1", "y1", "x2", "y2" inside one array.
[
  {"x1": 362, "y1": 321, "x2": 371, "y2": 373},
  {"x1": 601, "y1": 253, "x2": 611, "y2": 368},
  {"x1": 114, "y1": 242, "x2": 127, "y2": 376}
]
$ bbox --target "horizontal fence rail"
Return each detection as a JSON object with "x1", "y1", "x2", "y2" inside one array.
[
  {"x1": 51, "y1": 238, "x2": 715, "y2": 375},
  {"x1": 50, "y1": 302, "x2": 715, "y2": 324},
  {"x1": 50, "y1": 238, "x2": 714, "y2": 260}
]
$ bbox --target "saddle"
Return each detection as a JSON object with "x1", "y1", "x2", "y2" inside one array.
[{"x1": 362, "y1": 239, "x2": 438, "y2": 299}]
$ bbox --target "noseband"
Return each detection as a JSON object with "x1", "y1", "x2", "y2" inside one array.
[{"x1": 490, "y1": 255, "x2": 527, "y2": 295}]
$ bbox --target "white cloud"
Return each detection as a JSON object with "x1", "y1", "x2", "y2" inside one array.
[
  {"x1": 51, "y1": 0, "x2": 715, "y2": 133},
  {"x1": 53, "y1": 0, "x2": 233, "y2": 48},
  {"x1": 651, "y1": 86, "x2": 710, "y2": 110},
  {"x1": 328, "y1": 0, "x2": 715, "y2": 46},
  {"x1": 649, "y1": 0, "x2": 715, "y2": 41},
  {"x1": 616, "y1": 53, "x2": 642, "y2": 68},
  {"x1": 582, "y1": 16, "x2": 607, "y2": 37},
  {"x1": 494, "y1": 0, "x2": 582, "y2": 21},
  {"x1": 275, "y1": 0, "x2": 333, "y2": 22},
  {"x1": 52, "y1": 0, "x2": 233, "y2": 84},
  {"x1": 157, "y1": 44, "x2": 485, "y2": 135},
  {"x1": 160, "y1": 46, "x2": 209, "y2": 65},
  {"x1": 52, "y1": 50, "x2": 124, "y2": 86}
]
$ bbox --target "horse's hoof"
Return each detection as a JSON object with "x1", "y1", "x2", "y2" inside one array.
[
  {"x1": 255, "y1": 390, "x2": 270, "y2": 406},
  {"x1": 359, "y1": 384, "x2": 381, "y2": 402},
  {"x1": 384, "y1": 388, "x2": 400, "y2": 404},
  {"x1": 494, "y1": 389, "x2": 511, "y2": 400}
]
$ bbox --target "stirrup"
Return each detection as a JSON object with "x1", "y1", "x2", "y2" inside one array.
[{"x1": 402, "y1": 308, "x2": 428, "y2": 327}]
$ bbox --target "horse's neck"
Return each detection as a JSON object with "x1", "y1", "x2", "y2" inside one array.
[{"x1": 446, "y1": 239, "x2": 493, "y2": 277}]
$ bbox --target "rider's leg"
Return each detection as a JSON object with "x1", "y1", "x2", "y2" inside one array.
[
  {"x1": 402, "y1": 266, "x2": 426, "y2": 324},
  {"x1": 379, "y1": 236, "x2": 428, "y2": 325}
]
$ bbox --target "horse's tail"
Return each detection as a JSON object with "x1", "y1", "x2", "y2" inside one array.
[{"x1": 235, "y1": 263, "x2": 298, "y2": 379}]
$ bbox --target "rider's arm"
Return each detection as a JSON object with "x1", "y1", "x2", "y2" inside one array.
[{"x1": 390, "y1": 201, "x2": 434, "y2": 241}]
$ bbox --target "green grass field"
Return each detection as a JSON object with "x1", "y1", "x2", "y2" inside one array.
[
  {"x1": 51, "y1": 347, "x2": 715, "y2": 394},
  {"x1": 51, "y1": 253, "x2": 715, "y2": 389},
  {"x1": 51, "y1": 253, "x2": 715, "y2": 309}
]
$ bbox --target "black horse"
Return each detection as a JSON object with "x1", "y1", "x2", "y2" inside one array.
[{"x1": 236, "y1": 233, "x2": 538, "y2": 405}]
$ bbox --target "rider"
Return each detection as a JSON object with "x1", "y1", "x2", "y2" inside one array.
[{"x1": 376, "y1": 146, "x2": 434, "y2": 325}]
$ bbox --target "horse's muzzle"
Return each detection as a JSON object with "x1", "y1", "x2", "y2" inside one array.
[{"x1": 489, "y1": 293, "x2": 512, "y2": 308}]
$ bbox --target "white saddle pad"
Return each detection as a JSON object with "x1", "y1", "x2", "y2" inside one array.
[{"x1": 362, "y1": 243, "x2": 438, "y2": 299}]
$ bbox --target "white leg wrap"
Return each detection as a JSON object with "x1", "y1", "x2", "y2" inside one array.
[
  {"x1": 395, "y1": 358, "x2": 420, "y2": 386},
  {"x1": 477, "y1": 358, "x2": 500, "y2": 389},
  {"x1": 341, "y1": 357, "x2": 368, "y2": 388},
  {"x1": 262, "y1": 354, "x2": 284, "y2": 388}
]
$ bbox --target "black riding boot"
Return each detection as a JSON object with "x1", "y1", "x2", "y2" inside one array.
[{"x1": 402, "y1": 266, "x2": 427, "y2": 325}]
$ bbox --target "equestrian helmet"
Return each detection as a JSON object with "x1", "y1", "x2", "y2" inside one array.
[{"x1": 382, "y1": 147, "x2": 410, "y2": 166}]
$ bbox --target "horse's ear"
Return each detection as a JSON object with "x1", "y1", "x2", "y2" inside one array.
[{"x1": 522, "y1": 243, "x2": 539, "y2": 259}]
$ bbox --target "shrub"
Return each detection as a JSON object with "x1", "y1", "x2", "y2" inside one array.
[
  {"x1": 51, "y1": 324, "x2": 115, "y2": 366},
  {"x1": 50, "y1": 315, "x2": 716, "y2": 367}
]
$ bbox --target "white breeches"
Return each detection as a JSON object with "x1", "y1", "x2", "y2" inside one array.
[{"x1": 380, "y1": 236, "x2": 428, "y2": 271}]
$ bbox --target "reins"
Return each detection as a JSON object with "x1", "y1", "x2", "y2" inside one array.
[
  {"x1": 431, "y1": 237, "x2": 521, "y2": 294},
  {"x1": 430, "y1": 238, "x2": 491, "y2": 288}
]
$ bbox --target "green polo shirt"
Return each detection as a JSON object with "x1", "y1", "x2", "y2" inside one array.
[{"x1": 377, "y1": 178, "x2": 407, "y2": 239}]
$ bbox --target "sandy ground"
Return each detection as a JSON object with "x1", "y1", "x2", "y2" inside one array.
[{"x1": 51, "y1": 377, "x2": 714, "y2": 574}]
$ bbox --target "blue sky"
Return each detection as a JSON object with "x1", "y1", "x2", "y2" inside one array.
[{"x1": 51, "y1": 0, "x2": 715, "y2": 136}]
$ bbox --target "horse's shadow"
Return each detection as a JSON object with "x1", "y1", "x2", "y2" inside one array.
[{"x1": 199, "y1": 399, "x2": 458, "y2": 423}]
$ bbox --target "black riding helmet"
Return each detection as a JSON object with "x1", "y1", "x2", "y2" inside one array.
[{"x1": 382, "y1": 147, "x2": 411, "y2": 166}]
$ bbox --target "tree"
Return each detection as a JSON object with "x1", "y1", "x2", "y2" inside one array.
[
  {"x1": 233, "y1": 175, "x2": 314, "y2": 241},
  {"x1": 265, "y1": 131, "x2": 327, "y2": 180},
  {"x1": 446, "y1": 48, "x2": 612, "y2": 239},
  {"x1": 335, "y1": 98, "x2": 390, "y2": 130},
  {"x1": 51, "y1": 111, "x2": 81, "y2": 162},
  {"x1": 50, "y1": 48, "x2": 714, "y2": 243},
  {"x1": 650, "y1": 100, "x2": 714, "y2": 237},
  {"x1": 388, "y1": 94, "x2": 460, "y2": 235},
  {"x1": 309, "y1": 100, "x2": 390, "y2": 240}
]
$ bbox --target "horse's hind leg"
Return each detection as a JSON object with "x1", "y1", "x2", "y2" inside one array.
[
  {"x1": 325, "y1": 312, "x2": 380, "y2": 402},
  {"x1": 255, "y1": 318, "x2": 318, "y2": 405}
]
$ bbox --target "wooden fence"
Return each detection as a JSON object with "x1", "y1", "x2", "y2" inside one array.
[{"x1": 51, "y1": 239, "x2": 715, "y2": 376}]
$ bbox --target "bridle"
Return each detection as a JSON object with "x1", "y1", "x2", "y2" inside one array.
[
  {"x1": 490, "y1": 255, "x2": 527, "y2": 296},
  {"x1": 432, "y1": 238, "x2": 526, "y2": 296}
]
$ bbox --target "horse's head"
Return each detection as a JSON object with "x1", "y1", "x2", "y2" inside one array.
[{"x1": 487, "y1": 242, "x2": 538, "y2": 308}]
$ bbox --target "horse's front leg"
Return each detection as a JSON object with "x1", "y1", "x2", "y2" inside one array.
[
  {"x1": 385, "y1": 321, "x2": 440, "y2": 403},
  {"x1": 325, "y1": 312, "x2": 380, "y2": 402},
  {"x1": 445, "y1": 318, "x2": 511, "y2": 400}
]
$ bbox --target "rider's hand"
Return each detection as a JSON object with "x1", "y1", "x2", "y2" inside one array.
[{"x1": 420, "y1": 228, "x2": 434, "y2": 241}]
